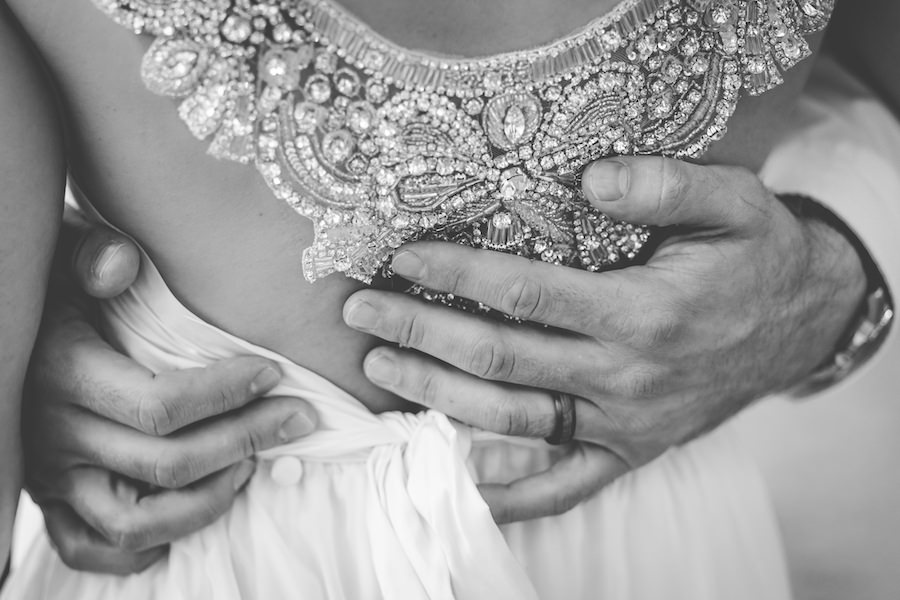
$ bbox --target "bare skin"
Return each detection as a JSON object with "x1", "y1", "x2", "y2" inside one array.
[
  {"x1": 0, "y1": 0, "x2": 63, "y2": 570},
  {"x1": 10, "y1": 0, "x2": 872, "y2": 575},
  {"x1": 8, "y1": 0, "x2": 812, "y2": 415}
]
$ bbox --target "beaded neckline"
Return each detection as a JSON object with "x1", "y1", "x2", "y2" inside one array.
[
  {"x1": 92, "y1": 0, "x2": 833, "y2": 285},
  {"x1": 302, "y1": 0, "x2": 642, "y2": 65}
]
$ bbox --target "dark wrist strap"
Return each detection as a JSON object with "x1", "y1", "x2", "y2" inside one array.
[
  {"x1": 778, "y1": 193, "x2": 887, "y2": 297},
  {"x1": 777, "y1": 193, "x2": 894, "y2": 396}
]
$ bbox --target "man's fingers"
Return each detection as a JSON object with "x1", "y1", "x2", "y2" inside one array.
[
  {"x1": 581, "y1": 157, "x2": 769, "y2": 230},
  {"x1": 361, "y1": 345, "x2": 661, "y2": 461},
  {"x1": 364, "y1": 347, "x2": 559, "y2": 439},
  {"x1": 479, "y1": 443, "x2": 628, "y2": 524},
  {"x1": 58, "y1": 325, "x2": 288, "y2": 434},
  {"x1": 140, "y1": 359, "x2": 287, "y2": 436},
  {"x1": 65, "y1": 221, "x2": 141, "y2": 299},
  {"x1": 54, "y1": 395, "x2": 314, "y2": 488},
  {"x1": 383, "y1": 243, "x2": 657, "y2": 336},
  {"x1": 345, "y1": 290, "x2": 613, "y2": 393},
  {"x1": 43, "y1": 503, "x2": 168, "y2": 575},
  {"x1": 62, "y1": 463, "x2": 253, "y2": 553}
]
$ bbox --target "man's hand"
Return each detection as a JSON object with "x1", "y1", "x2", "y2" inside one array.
[
  {"x1": 24, "y1": 222, "x2": 317, "y2": 574},
  {"x1": 342, "y1": 156, "x2": 868, "y2": 523}
]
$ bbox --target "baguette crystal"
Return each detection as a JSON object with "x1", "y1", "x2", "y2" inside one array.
[{"x1": 92, "y1": 0, "x2": 832, "y2": 288}]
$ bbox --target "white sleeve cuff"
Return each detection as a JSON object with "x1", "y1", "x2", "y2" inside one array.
[{"x1": 760, "y1": 56, "x2": 900, "y2": 376}]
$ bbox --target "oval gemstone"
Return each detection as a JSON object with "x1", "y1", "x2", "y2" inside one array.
[
  {"x1": 503, "y1": 106, "x2": 527, "y2": 145},
  {"x1": 322, "y1": 130, "x2": 355, "y2": 163}
]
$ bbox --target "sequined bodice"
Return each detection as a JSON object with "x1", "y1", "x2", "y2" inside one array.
[{"x1": 92, "y1": 0, "x2": 832, "y2": 284}]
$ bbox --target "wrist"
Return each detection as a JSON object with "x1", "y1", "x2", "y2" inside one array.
[
  {"x1": 801, "y1": 213, "x2": 868, "y2": 343},
  {"x1": 781, "y1": 193, "x2": 892, "y2": 395}
]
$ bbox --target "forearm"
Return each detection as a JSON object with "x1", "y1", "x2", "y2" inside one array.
[
  {"x1": 761, "y1": 54, "x2": 900, "y2": 380},
  {"x1": 0, "y1": 1, "x2": 65, "y2": 568}
]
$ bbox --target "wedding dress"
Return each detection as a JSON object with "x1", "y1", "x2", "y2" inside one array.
[
  {"x1": 5, "y1": 245, "x2": 791, "y2": 600},
  {"x1": 3, "y1": 0, "x2": 834, "y2": 598}
]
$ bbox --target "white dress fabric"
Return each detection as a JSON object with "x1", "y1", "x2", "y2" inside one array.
[
  {"x1": 9, "y1": 53, "x2": 900, "y2": 600},
  {"x1": 745, "y1": 56, "x2": 900, "y2": 600},
  {"x1": 2, "y1": 247, "x2": 790, "y2": 599}
]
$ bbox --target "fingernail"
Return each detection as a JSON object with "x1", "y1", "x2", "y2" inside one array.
[
  {"x1": 279, "y1": 412, "x2": 315, "y2": 441},
  {"x1": 92, "y1": 242, "x2": 125, "y2": 283},
  {"x1": 232, "y1": 459, "x2": 256, "y2": 491},
  {"x1": 249, "y1": 366, "x2": 281, "y2": 395},
  {"x1": 344, "y1": 300, "x2": 379, "y2": 331},
  {"x1": 391, "y1": 250, "x2": 426, "y2": 280},
  {"x1": 365, "y1": 354, "x2": 400, "y2": 387},
  {"x1": 584, "y1": 160, "x2": 630, "y2": 202}
]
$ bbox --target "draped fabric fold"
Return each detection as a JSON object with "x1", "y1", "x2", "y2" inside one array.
[
  {"x1": 3, "y1": 248, "x2": 791, "y2": 600},
  {"x1": 107, "y1": 257, "x2": 539, "y2": 599},
  {"x1": 361, "y1": 412, "x2": 537, "y2": 600}
]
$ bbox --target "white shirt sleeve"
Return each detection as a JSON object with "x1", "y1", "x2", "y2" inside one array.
[
  {"x1": 760, "y1": 54, "x2": 900, "y2": 377},
  {"x1": 741, "y1": 56, "x2": 900, "y2": 599}
]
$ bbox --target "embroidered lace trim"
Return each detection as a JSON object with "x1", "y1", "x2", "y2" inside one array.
[{"x1": 91, "y1": 0, "x2": 833, "y2": 285}]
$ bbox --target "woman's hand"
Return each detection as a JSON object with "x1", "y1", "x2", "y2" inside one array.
[
  {"x1": 343, "y1": 156, "x2": 868, "y2": 523},
  {"x1": 23, "y1": 222, "x2": 317, "y2": 574}
]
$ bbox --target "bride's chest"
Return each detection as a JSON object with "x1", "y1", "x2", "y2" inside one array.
[{"x1": 12, "y1": 0, "x2": 824, "y2": 282}]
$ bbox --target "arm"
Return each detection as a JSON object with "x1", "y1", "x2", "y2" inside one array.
[
  {"x1": 344, "y1": 157, "x2": 867, "y2": 521},
  {"x1": 342, "y1": 54, "x2": 894, "y2": 522},
  {"x1": 0, "y1": 1, "x2": 64, "y2": 567},
  {"x1": 22, "y1": 221, "x2": 317, "y2": 574},
  {"x1": 761, "y1": 52, "x2": 900, "y2": 376}
]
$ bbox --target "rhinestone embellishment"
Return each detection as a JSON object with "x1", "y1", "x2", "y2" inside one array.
[
  {"x1": 93, "y1": 0, "x2": 833, "y2": 287},
  {"x1": 484, "y1": 93, "x2": 543, "y2": 151}
]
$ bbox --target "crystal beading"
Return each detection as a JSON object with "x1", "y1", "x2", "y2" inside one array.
[{"x1": 92, "y1": 0, "x2": 833, "y2": 288}]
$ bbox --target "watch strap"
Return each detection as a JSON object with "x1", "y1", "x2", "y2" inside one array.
[{"x1": 778, "y1": 193, "x2": 894, "y2": 396}]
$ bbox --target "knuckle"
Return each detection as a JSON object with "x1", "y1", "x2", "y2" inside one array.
[
  {"x1": 589, "y1": 411, "x2": 661, "y2": 467},
  {"x1": 104, "y1": 516, "x2": 149, "y2": 552},
  {"x1": 466, "y1": 336, "x2": 516, "y2": 381},
  {"x1": 240, "y1": 422, "x2": 265, "y2": 457},
  {"x1": 151, "y1": 450, "x2": 196, "y2": 489},
  {"x1": 395, "y1": 312, "x2": 427, "y2": 349},
  {"x1": 487, "y1": 394, "x2": 529, "y2": 436},
  {"x1": 443, "y1": 262, "x2": 469, "y2": 295},
  {"x1": 498, "y1": 273, "x2": 547, "y2": 321},
  {"x1": 618, "y1": 406, "x2": 662, "y2": 442},
  {"x1": 583, "y1": 367, "x2": 613, "y2": 399},
  {"x1": 610, "y1": 293, "x2": 683, "y2": 347},
  {"x1": 418, "y1": 369, "x2": 445, "y2": 408},
  {"x1": 580, "y1": 354, "x2": 622, "y2": 399},
  {"x1": 638, "y1": 309, "x2": 682, "y2": 346},
  {"x1": 610, "y1": 310, "x2": 648, "y2": 342},
  {"x1": 593, "y1": 400, "x2": 655, "y2": 443},
  {"x1": 718, "y1": 166, "x2": 771, "y2": 226},
  {"x1": 215, "y1": 383, "x2": 241, "y2": 414},
  {"x1": 616, "y1": 365, "x2": 666, "y2": 400},
  {"x1": 658, "y1": 159, "x2": 690, "y2": 220},
  {"x1": 136, "y1": 393, "x2": 176, "y2": 436}
]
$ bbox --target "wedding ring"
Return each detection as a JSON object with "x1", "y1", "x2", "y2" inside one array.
[{"x1": 545, "y1": 391, "x2": 577, "y2": 445}]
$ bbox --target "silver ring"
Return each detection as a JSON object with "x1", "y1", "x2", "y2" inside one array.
[{"x1": 545, "y1": 392, "x2": 577, "y2": 445}]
